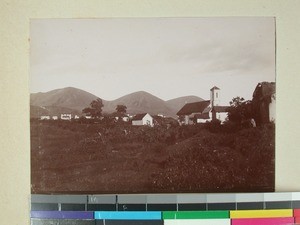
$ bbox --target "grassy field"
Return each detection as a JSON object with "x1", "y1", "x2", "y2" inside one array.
[{"x1": 31, "y1": 120, "x2": 275, "y2": 194}]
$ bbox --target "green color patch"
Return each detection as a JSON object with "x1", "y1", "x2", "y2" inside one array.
[{"x1": 162, "y1": 211, "x2": 229, "y2": 219}]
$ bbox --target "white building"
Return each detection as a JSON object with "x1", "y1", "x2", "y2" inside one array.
[
  {"x1": 40, "y1": 115, "x2": 50, "y2": 120},
  {"x1": 132, "y1": 113, "x2": 154, "y2": 127},
  {"x1": 122, "y1": 116, "x2": 130, "y2": 122},
  {"x1": 269, "y1": 93, "x2": 276, "y2": 122},
  {"x1": 52, "y1": 116, "x2": 58, "y2": 120},
  {"x1": 61, "y1": 114, "x2": 72, "y2": 120}
]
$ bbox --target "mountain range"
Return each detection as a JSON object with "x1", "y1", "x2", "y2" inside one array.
[{"x1": 30, "y1": 87, "x2": 204, "y2": 118}]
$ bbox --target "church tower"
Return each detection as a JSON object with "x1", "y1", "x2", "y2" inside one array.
[{"x1": 210, "y1": 86, "x2": 220, "y2": 107}]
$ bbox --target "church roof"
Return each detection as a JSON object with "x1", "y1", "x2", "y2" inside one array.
[
  {"x1": 210, "y1": 86, "x2": 220, "y2": 91},
  {"x1": 177, "y1": 100, "x2": 210, "y2": 116}
]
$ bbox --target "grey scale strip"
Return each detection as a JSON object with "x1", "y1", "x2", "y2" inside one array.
[{"x1": 31, "y1": 192, "x2": 300, "y2": 211}]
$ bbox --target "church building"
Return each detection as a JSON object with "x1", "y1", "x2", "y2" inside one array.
[{"x1": 177, "y1": 86, "x2": 229, "y2": 125}]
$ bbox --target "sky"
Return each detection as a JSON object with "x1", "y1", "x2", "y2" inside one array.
[{"x1": 30, "y1": 17, "x2": 275, "y2": 105}]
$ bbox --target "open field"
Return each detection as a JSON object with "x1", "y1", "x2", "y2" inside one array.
[{"x1": 31, "y1": 120, "x2": 275, "y2": 194}]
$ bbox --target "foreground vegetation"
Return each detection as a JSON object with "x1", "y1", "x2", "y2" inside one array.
[{"x1": 31, "y1": 119, "x2": 274, "y2": 194}]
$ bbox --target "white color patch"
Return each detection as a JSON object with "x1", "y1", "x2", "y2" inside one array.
[{"x1": 164, "y1": 219, "x2": 231, "y2": 225}]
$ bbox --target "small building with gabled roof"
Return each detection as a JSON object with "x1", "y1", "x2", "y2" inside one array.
[{"x1": 132, "y1": 113, "x2": 154, "y2": 127}]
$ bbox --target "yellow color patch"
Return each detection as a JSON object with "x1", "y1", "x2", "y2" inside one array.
[{"x1": 230, "y1": 209, "x2": 293, "y2": 218}]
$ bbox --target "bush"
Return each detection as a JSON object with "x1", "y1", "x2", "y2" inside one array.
[
  {"x1": 222, "y1": 120, "x2": 241, "y2": 133},
  {"x1": 205, "y1": 120, "x2": 222, "y2": 133}
]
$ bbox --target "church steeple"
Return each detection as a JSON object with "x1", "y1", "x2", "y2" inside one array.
[{"x1": 210, "y1": 86, "x2": 220, "y2": 107}]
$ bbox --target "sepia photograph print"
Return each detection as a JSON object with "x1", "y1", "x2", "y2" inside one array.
[{"x1": 30, "y1": 18, "x2": 275, "y2": 194}]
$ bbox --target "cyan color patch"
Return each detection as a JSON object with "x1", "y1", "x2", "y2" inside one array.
[{"x1": 94, "y1": 211, "x2": 161, "y2": 220}]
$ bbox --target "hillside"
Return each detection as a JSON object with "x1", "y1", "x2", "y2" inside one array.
[
  {"x1": 30, "y1": 87, "x2": 100, "y2": 111},
  {"x1": 103, "y1": 91, "x2": 174, "y2": 116},
  {"x1": 30, "y1": 87, "x2": 204, "y2": 118}
]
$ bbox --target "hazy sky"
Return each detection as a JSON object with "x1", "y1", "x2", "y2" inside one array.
[{"x1": 30, "y1": 18, "x2": 275, "y2": 105}]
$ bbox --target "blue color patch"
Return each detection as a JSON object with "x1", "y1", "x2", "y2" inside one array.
[{"x1": 94, "y1": 211, "x2": 162, "y2": 220}]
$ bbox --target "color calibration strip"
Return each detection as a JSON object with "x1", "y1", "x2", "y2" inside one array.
[
  {"x1": 31, "y1": 192, "x2": 300, "y2": 224},
  {"x1": 31, "y1": 209, "x2": 300, "y2": 224}
]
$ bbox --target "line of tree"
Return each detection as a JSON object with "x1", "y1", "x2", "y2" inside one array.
[{"x1": 82, "y1": 98, "x2": 127, "y2": 119}]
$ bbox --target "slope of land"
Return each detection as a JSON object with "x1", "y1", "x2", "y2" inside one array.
[
  {"x1": 30, "y1": 87, "x2": 100, "y2": 111},
  {"x1": 104, "y1": 91, "x2": 173, "y2": 116},
  {"x1": 31, "y1": 121, "x2": 275, "y2": 194}
]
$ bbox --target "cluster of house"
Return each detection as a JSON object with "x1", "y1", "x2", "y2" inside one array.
[
  {"x1": 40, "y1": 114, "x2": 80, "y2": 121},
  {"x1": 39, "y1": 82, "x2": 275, "y2": 127},
  {"x1": 39, "y1": 111, "x2": 155, "y2": 126}
]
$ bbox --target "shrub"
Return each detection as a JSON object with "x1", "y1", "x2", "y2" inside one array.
[{"x1": 205, "y1": 120, "x2": 221, "y2": 133}]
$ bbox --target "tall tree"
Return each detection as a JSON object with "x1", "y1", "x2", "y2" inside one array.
[
  {"x1": 82, "y1": 98, "x2": 104, "y2": 118},
  {"x1": 228, "y1": 96, "x2": 253, "y2": 123},
  {"x1": 116, "y1": 104, "x2": 127, "y2": 114}
]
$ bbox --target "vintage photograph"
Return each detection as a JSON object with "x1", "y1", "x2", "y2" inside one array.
[{"x1": 30, "y1": 18, "x2": 275, "y2": 194}]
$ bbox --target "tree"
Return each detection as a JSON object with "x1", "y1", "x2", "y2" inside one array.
[
  {"x1": 82, "y1": 98, "x2": 104, "y2": 119},
  {"x1": 116, "y1": 104, "x2": 127, "y2": 114},
  {"x1": 228, "y1": 96, "x2": 253, "y2": 124}
]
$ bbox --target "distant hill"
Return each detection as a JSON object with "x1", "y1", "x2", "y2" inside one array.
[
  {"x1": 103, "y1": 91, "x2": 174, "y2": 116},
  {"x1": 30, "y1": 87, "x2": 100, "y2": 111},
  {"x1": 30, "y1": 87, "x2": 204, "y2": 118}
]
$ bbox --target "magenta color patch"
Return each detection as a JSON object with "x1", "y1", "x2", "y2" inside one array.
[{"x1": 231, "y1": 217, "x2": 294, "y2": 225}]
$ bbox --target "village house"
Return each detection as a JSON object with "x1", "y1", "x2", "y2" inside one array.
[
  {"x1": 110, "y1": 112, "x2": 130, "y2": 122},
  {"x1": 40, "y1": 115, "x2": 50, "y2": 120},
  {"x1": 153, "y1": 115, "x2": 178, "y2": 127},
  {"x1": 177, "y1": 86, "x2": 229, "y2": 125},
  {"x1": 132, "y1": 113, "x2": 154, "y2": 127},
  {"x1": 122, "y1": 116, "x2": 130, "y2": 122},
  {"x1": 61, "y1": 113, "x2": 72, "y2": 120},
  {"x1": 113, "y1": 116, "x2": 130, "y2": 122},
  {"x1": 157, "y1": 114, "x2": 166, "y2": 118},
  {"x1": 252, "y1": 82, "x2": 275, "y2": 124}
]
